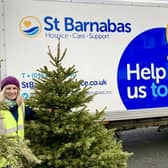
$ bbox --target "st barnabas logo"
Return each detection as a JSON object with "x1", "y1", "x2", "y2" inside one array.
[{"x1": 19, "y1": 16, "x2": 42, "y2": 38}]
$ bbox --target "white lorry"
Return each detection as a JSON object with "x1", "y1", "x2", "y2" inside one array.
[{"x1": 1, "y1": 0, "x2": 168, "y2": 130}]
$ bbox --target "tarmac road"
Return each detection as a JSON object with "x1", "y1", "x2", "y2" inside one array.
[{"x1": 119, "y1": 127, "x2": 168, "y2": 168}]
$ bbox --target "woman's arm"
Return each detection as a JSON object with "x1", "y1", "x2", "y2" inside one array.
[{"x1": 25, "y1": 105, "x2": 35, "y2": 120}]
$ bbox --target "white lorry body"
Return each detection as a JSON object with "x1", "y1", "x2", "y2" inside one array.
[{"x1": 1, "y1": 0, "x2": 168, "y2": 129}]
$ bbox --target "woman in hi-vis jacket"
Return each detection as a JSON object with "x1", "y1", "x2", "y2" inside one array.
[{"x1": 0, "y1": 76, "x2": 34, "y2": 168}]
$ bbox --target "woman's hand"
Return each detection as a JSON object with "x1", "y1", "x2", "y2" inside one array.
[{"x1": 16, "y1": 95, "x2": 24, "y2": 105}]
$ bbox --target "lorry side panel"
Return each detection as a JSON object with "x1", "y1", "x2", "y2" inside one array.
[{"x1": 2, "y1": 0, "x2": 168, "y2": 117}]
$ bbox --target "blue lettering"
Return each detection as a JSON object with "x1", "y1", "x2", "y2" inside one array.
[
  {"x1": 44, "y1": 16, "x2": 132, "y2": 33},
  {"x1": 75, "y1": 21, "x2": 84, "y2": 32},
  {"x1": 81, "y1": 80, "x2": 107, "y2": 87},
  {"x1": 21, "y1": 81, "x2": 34, "y2": 89},
  {"x1": 99, "y1": 22, "x2": 108, "y2": 32},
  {"x1": 90, "y1": 22, "x2": 99, "y2": 32},
  {"x1": 117, "y1": 22, "x2": 125, "y2": 32},
  {"x1": 151, "y1": 82, "x2": 168, "y2": 97},
  {"x1": 125, "y1": 23, "x2": 132, "y2": 32},
  {"x1": 44, "y1": 16, "x2": 60, "y2": 31},
  {"x1": 64, "y1": 17, "x2": 74, "y2": 31},
  {"x1": 107, "y1": 19, "x2": 116, "y2": 32},
  {"x1": 44, "y1": 16, "x2": 53, "y2": 31}
]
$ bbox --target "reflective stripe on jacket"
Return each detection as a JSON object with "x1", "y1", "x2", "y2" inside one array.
[{"x1": 0, "y1": 103, "x2": 25, "y2": 167}]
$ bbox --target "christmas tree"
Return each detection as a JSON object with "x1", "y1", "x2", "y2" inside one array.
[
  {"x1": 25, "y1": 40, "x2": 131, "y2": 168},
  {"x1": 0, "y1": 134, "x2": 40, "y2": 168},
  {"x1": 0, "y1": 101, "x2": 40, "y2": 168}
]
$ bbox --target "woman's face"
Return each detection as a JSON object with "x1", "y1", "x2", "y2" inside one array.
[{"x1": 4, "y1": 84, "x2": 19, "y2": 100}]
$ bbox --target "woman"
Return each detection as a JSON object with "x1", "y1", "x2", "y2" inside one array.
[{"x1": 0, "y1": 76, "x2": 34, "y2": 168}]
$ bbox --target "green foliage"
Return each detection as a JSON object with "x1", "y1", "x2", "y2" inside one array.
[
  {"x1": 0, "y1": 98, "x2": 40, "y2": 167},
  {"x1": 25, "y1": 41, "x2": 132, "y2": 168},
  {"x1": 0, "y1": 135, "x2": 41, "y2": 168}
]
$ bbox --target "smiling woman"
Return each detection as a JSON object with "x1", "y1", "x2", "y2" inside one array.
[
  {"x1": 1, "y1": 76, "x2": 20, "y2": 101},
  {"x1": 0, "y1": 76, "x2": 22, "y2": 104},
  {"x1": 0, "y1": 76, "x2": 36, "y2": 167}
]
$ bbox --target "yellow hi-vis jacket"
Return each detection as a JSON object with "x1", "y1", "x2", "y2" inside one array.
[{"x1": 0, "y1": 103, "x2": 25, "y2": 168}]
